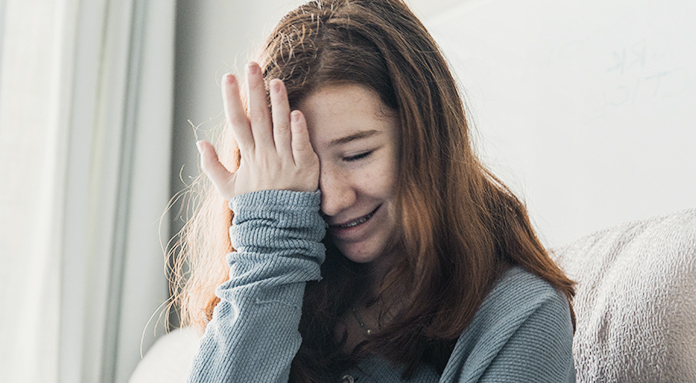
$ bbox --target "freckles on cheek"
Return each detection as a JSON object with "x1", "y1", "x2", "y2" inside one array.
[
  {"x1": 368, "y1": 171, "x2": 396, "y2": 196},
  {"x1": 362, "y1": 166, "x2": 385, "y2": 185}
]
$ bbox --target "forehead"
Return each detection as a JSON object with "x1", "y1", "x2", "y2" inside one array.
[{"x1": 297, "y1": 84, "x2": 398, "y2": 147}]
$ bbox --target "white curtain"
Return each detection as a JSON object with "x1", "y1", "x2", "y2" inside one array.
[{"x1": 0, "y1": 0, "x2": 175, "y2": 381}]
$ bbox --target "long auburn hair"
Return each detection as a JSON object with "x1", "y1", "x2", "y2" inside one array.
[{"x1": 170, "y1": 0, "x2": 576, "y2": 382}]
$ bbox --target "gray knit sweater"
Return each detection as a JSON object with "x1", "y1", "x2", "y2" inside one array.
[{"x1": 187, "y1": 190, "x2": 575, "y2": 383}]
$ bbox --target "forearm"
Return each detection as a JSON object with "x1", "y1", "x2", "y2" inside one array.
[{"x1": 187, "y1": 190, "x2": 326, "y2": 383}]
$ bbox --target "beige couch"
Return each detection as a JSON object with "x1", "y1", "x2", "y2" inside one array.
[
  {"x1": 551, "y1": 208, "x2": 696, "y2": 382},
  {"x1": 131, "y1": 208, "x2": 696, "y2": 382}
]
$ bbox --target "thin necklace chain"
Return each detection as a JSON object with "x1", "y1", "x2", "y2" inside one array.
[{"x1": 351, "y1": 308, "x2": 372, "y2": 336}]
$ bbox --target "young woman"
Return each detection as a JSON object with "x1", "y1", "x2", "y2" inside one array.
[{"x1": 177, "y1": 0, "x2": 576, "y2": 382}]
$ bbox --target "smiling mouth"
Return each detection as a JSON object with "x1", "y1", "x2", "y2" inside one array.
[{"x1": 330, "y1": 206, "x2": 380, "y2": 229}]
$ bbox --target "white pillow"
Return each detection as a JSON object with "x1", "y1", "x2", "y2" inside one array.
[{"x1": 129, "y1": 327, "x2": 201, "y2": 383}]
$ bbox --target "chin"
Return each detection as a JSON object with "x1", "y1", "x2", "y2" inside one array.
[{"x1": 336, "y1": 240, "x2": 387, "y2": 264}]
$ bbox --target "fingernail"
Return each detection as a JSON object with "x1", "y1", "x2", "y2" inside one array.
[
  {"x1": 196, "y1": 140, "x2": 204, "y2": 154},
  {"x1": 246, "y1": 62, "x2": 259, "y2": 75},
  {"x1": 271, "y1": 80, "x2": 281, "y2": 93},
  {"x1": 291, "y1": 111, "x2": 301, "y2": 123},
  {"x1": 224, "y1": 73, "x2": 235, "y2": 84}
]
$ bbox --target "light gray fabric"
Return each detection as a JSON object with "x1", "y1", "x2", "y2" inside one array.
[
  {"x1": 551, "y1": 208, "x2": 696, "y2": 382},
  {"x1": 131, "y1": 269, "x2": 575, "y2": 383},
  {"x1": 343, "y1": 267, "x2": 575, "y2": 383}
]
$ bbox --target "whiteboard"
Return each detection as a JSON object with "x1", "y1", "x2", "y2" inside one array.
[{"x1": 425, "y1": 0, "x2": 696, "y2": 247}]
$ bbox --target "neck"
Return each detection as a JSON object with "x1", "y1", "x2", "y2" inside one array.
[
  {"x1": 365, "y1": 248, "x2": 399, "y2": 297},
  {"x1": 360, "y1": 249, "x2": 409, "y2": 324}
]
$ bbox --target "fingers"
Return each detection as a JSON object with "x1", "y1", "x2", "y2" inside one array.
[
  {"x1": 245, "y1": 63, "x2": 274, "y2": 150},
  {"x1": 290, "y1": 111, "x2": 317, "y2": 167},
  {"x1": 215, "y1": 64, "x2": 318, "y2": 197},
  {"x1": 224, "y1": 64, "x2": 296, "y2": 162},
  {"x1": 269, "y1": 79, "x2": 292, "y2": 160},
  {"x1": 197, "y1": 140, "x2": 234, "y2": 200},
  {"x1": 221, "y1": 73, "x2": 253, "y2": 152}
]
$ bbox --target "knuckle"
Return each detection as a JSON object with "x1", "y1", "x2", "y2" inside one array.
[
  {"x1": 275, "y1": 123, "x2": 290, "y2": 135},
  {"x1": 293, "y1": 143, "x2": 309, "y2": 153},
  {"x1": 248, "y1": 110, "x2": 268, "y2": 122}
]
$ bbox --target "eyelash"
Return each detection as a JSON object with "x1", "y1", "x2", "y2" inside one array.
[{"x1": 344, "y1": 151, "x2": 373, "y2": 162}]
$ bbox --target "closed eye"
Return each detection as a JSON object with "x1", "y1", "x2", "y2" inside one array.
[{"x1": 344, "y1": 151, "x2": 373, "y2": 162}]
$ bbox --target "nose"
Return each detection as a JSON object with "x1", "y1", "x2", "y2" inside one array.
[{"x1": 319, "y1": 165, "x2": 356, "y2": 217}]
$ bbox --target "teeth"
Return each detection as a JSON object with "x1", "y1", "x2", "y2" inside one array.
[{"x1": 338, "y1": 211, "x2": 375, "y2": 228}]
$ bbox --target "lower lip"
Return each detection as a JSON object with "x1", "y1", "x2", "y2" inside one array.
[{"x1": 329, "y1": 205, "x2": 380, "y2": 238}]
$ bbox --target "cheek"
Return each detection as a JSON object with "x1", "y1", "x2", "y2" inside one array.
[{"x1": 362, "y1": 160, "x2": 397, "y2": 200}]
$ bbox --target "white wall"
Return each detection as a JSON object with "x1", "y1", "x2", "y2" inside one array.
[
  {"x1": 425, "y1": 0, "x2": 696, "y2": 246},
  {"x1": 172, "y1": 0, "x2": 696, "y2": 249}
]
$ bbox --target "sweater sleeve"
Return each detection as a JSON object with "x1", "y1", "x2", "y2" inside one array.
[{"x1": 187, "y1": 190, "x2": 326, "y2": 383}]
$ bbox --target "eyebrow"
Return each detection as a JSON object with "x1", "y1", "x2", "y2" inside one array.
[{"x1": 328, "y1": 130, "x2": 381, "y2": 147}]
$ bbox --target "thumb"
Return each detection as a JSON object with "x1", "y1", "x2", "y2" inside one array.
[{"x1": 197, "y1": 140, "x2": 235, "y2": 200}]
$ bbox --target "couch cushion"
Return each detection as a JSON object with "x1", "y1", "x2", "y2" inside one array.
[{"x1": 551, "y1": 208, "x2": 696, "y2": 382}]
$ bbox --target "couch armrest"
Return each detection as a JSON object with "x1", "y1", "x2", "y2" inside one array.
[
  {"x1": 129, "y1": 327, "x2": 201, "y2": 383},
  {"x1": 551, "y1": 208, "x2": 696, "y2": 382}
]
